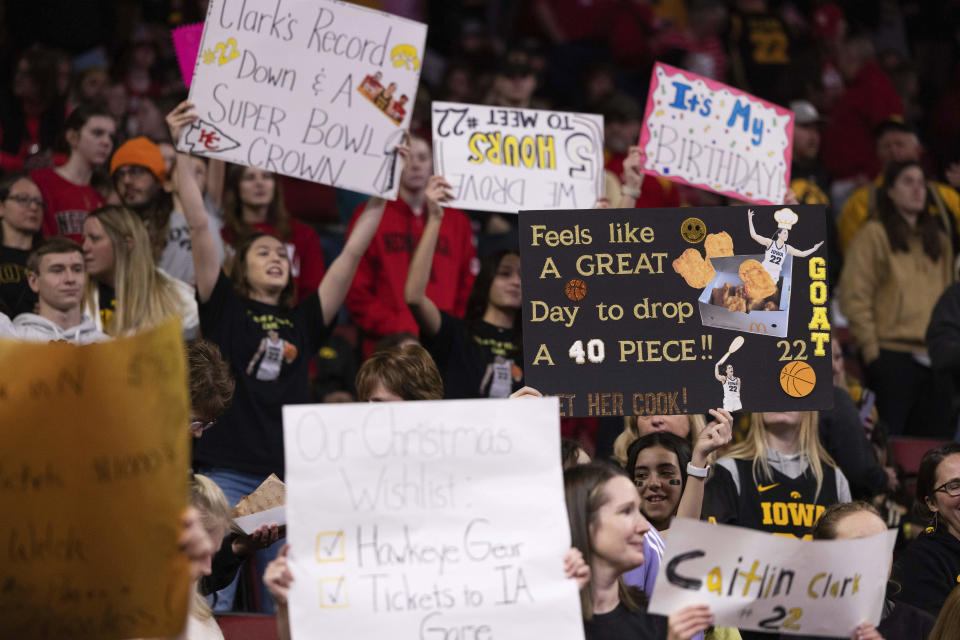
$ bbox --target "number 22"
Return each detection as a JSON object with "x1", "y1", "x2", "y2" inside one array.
[
  {"x1": 213, "y1": 38, "x2": 239, "y2": 66},
  {"x1": 758, "y1": 606, "x2": 803, "y2": 630}
]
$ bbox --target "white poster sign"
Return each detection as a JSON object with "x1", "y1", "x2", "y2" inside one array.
[
  {"x1": 648, "y1": 519, "x2": 897, "y2": 637},
  {"x1": 283, "y1": 398, "x2": 584, "y2": 640},
  {"x1": 181, "y1": 0, "x2": 427, "y2": 199},
  {"x1": 432, "y1": 101, "x2": 604, "y2": 213}
]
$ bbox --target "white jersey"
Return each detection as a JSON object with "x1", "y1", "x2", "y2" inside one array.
[
  {"x1": 255, "y1": 337, "x2": 285, "y2": 381},
  {"x1": 487, "y1": 360, "x2": 513, "y2": 398},
  {"x1": 761, "y1": 240, "x2": 787, "y2": 281},
  {"x1": 722, "y1": 376, "x2": 742, "y2": 412}
]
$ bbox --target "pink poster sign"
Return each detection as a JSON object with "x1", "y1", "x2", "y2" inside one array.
[
  {"x1": 638, "y1": 62, "x2": 794, "y2": 205},
  {"x1": 172, "y1": 23, "x2": 204, "y2": 88}
]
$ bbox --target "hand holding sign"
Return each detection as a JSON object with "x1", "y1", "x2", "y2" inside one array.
[{"x1": 167, "y1": 100, "x2": 199, "y2": 142}]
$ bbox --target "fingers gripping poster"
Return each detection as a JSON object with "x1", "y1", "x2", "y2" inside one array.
[
  {"x1": 432, "y1": 101, "x2": 605, "y2": 213},
  {"x1": 648, "y1": 519, "x2": 897, "y2": 637},
  {"x1": 182, "y1": 0, "x2": 427, "y2": 199},
  {"x1": 519, "y1": 205, "x2": 832, "y2": 417},
  {"x1": 283, "y1": 398, "x2": 585, "y2": 640},
  {"x1": 639, "y1": 62, "x2": 794, "y2": 205},
  {"x1": 0, "y1": 320, "x2": 191, "y2": 639}
]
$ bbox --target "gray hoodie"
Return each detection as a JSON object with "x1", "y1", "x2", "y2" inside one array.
[{"x1": 13, "y1": 313, "x2": 109, "y2": 345}]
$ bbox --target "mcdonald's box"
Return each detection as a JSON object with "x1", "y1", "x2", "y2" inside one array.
[
  {"x1": 518, "y1": 204, "x2": 831, "y2": 417},
  {"x1": 698, "y1": 253, "x2": 792, "y2": 338}
]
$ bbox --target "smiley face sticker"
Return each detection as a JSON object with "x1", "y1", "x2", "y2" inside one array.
[{"x1": 681, "y1": 217, "x2": 707, "y2": 243}]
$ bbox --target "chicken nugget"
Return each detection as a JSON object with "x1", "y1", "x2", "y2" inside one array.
[
  {"x1": 673, "y1": 248, "x2": 716, "y2": 288},
  {"x1": 739, "y1": 259, "x2": 778, "y2": 299},
  {"x1": 704, "y1": 231, "x2": 734, "y2": 258}
]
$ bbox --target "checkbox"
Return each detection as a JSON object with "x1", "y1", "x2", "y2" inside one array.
[
  {"x1": 315, "y1": 531, "x2": 345, "y2": 562},
  {"x1": 319, "y1": 577, "x2": 348, "y2": 609}
]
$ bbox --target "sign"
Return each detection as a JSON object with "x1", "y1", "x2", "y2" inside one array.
[
  {"x1": 639, "y1": 62, "x2": 794, "y2": 204},
  {"x1": 0, "y1": 320, "x2": 191, "y2": 639},
  {"x1": 648, "y1": 519, "x2": 897, "y2": 637},
  {"x1": 181, "y1": 0, "x2": 428, "y2": 199},
  {"x1": 518, "y1": 205, "x2": 832, "y2": 416},
  {"x1": 432, "y1": 101, "x2": 604, "y2": 213},
  {"x1": 283, "y1": 398, "x2": 584, "y2": 640}
]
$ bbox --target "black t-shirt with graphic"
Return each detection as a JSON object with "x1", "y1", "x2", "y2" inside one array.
[
  {"x1": 423, "y1": 311, "x2": 523, "y2": 399},
  {"x1": 193, "y1": 271, "x2": 329, "y2": 478},
  {"x1": 97, "y1": 281, "x2": 117, "y2": 329},
  {"x1": 0, "y1": 246, "x2": 36, "y2": 316}
]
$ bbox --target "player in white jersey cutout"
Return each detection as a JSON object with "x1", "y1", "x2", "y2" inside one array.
[
  {"x1": 714, "y1": 362, "x2": 742, "y2": 412},
  {"x1": 748, "y1": 207, "x2": 823, "y2": 282}
]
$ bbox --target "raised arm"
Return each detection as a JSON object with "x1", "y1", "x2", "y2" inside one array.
[
  {"x1": 676, "y1": 409, "x2": 732, "y2": 521},
  {"x1": 318, "y1": 197, "x2": 386, "y2": 326},
  {"x1": 619, "y1": 145, "x2": 644, "y2": 208},
  {"x1": 167, "y1": 101, "x2": 220, "y2": 302},
  {"x1": 405, "y1": 176, "x2": 453, "y2": 337},
  {"x1": 747, "y1": 209, "x2": 770, "y2": 247},
  {"x1": 788, "y1": 241, "x2": 824, "y2": 258},
  {"x1": 713, "y1": 362, "x2": 725, "y2": 383},
  {"x1": 205, "y1": 158, "x2": 225, "y2": 210}
]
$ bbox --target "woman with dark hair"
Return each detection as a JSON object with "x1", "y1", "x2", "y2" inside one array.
[
  {"x1": 221, "y1": 165, "x2": 325, "y2": 304},
  {"x1": 892, "y1": 442, "x2": 960, "y2": 617},
  {"x1": 839, "y1": 160, "x2": 954, "y2": 435},
  {"x1": 405, "y1": 175, "x2": 522, "y2": 398},
  {"x1": 564, "y1": 461, "x2": 716, "y2": 640},
  {"x1": 0, "y1": 44, "x2": 67, "y2": 173},
  {"x1": 168, "y1": 101, "x2": 385, "y2": 613},
  {"x1": 0, "y1": 173, "x2": 44, "y2": 315}
]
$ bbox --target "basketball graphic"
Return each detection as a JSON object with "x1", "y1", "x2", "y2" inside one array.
[
  {"x1": 565, "y1": 278, "x2": 587, "y2": 301},
  {"x1": 780, "y1": 360, "x2": 816, "y2": 397},
  {"x1": 283, "y1": 342, "x2": 299, "y2": 363}
]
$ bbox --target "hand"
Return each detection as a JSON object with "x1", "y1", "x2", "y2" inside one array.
[
  {"x1": 264, "y1": 544, "x2": 294, "y2": 605},
  {"x1": 747, "y1": 209, "x2": 754, "y2": 219},
  {"x1": 424, "y1": 175, "x2": 454, "y2": 217},
  {"x1": 563, "y1": 547, "x2": 590, "y2": 589},
  {"x1": 594, "y1": 197, "x2": 611, "y2": 209},
  {"x1": 509, "y1": 386, "x2": 542, "y2": 399},
  {"x1": 885, "y1": 466, "x2": 899, "y2": 492},
  {"x1": 946, "y1": 163, "x2": 960, "y2": 188},
  {"x1": 622, "y1": 145, "x2": 644, "y2": 190},
  {"x1": 166, "y1": 100, "x2": 199, "y2": 142},
  {"x1": 784, "y1": 188, "x2": 799, "y2": 205},
  {"x1": 180, "y1": 507, "x2": 215, "y2": 582},
  {"x1": 851, "y1": 621, "x2": 883, "y2": 640},
  {"x1": 322, "y1": 390, "x2": 354, "y2": 403},
  {"x1": 693, "y1": 410, "x2": 733, "y2": 465},
  {"x1": 667, "y1": 604, "x2": 714, "y2": 640},
  {"x1": 233, "y1": 523, "x2": 284, "y2": 556}
]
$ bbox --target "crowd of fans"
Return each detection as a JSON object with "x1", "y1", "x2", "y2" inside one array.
[{"x1": 5, "y1": 1, "x2": 960, "y2": 639}]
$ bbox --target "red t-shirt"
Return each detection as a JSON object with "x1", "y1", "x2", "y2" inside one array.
[
  {"x1": 345, "y1": 198, "x2": 477, "y2": 357},
  {"x1": 221, "y1": 218, "x2": 325, "y2": 304},
  {"x1": 606, "y1": 152, "x2": 682, "y2": 208},
  {"x1": 31, "y1": 168, "x2": 106, "y2": 242}
]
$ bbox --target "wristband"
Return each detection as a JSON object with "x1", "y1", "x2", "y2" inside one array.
[
  {"x1": 621, "y1": 185, "x2": 641, "y2": 199},
  {"x1": 686, "y1": 462, "x2": 710, "y2": 478}
]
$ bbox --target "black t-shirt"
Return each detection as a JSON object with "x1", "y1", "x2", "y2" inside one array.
[
  {"x1": 892, "y1": 524, "x2": 960, "y2": 617},
  {"x1": 422, "y1": 311, "x2": 523, "y2": 399},
  {"x1": 703, "y1": 458, "x2": 840, "y2": 538},
  {"x1": 0, "y1": 246, "x2": 36, "y2": 316},
  {"x1": 192, "y1": 271, "x2": 329, "y2": 477},
  {"x1": 97, "y1": 281, "x2": 116, "y2": 329},
  {"x1": 727, "y1": 9, "x2": 792, "y2": 102},
  {"x1": 583, "y1": 602, "x2": 667, "y2": 640}
]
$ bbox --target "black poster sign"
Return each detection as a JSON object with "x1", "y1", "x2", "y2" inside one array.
[{"x1": 519, "y1": 205, "x2": 833, "y2": 417}]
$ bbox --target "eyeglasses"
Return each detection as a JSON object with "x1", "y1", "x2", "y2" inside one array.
[
  {"x1": 934, "y1": 479, "x2": 960, "y2": 497},
  {"x1": 6, "y1": 194, "x2": 45, "y2": 208}
]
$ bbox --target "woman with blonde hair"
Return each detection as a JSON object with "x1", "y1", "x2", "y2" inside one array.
[
  {"x1": 82, "y1": 204, "x2": 198, "y2": 337},
  {"x1": 182, "y1": 474, "x2": 232, "y2": 640},
  {"x1": 702, "y1": 411, "x2": 851, "y2": 538}
]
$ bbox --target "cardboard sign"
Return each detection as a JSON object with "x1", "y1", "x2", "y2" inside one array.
[
  {"x1": 432, "y1": 101, "x2": 605, "y2": 213},
  {"x1": 648, "y1": 519, "x2": 897, "y2": 637},
  {"x1": 181, "y1": 0, "x2": 427, "y2": 199},
  {"x1": 283, "y1": 398, "x2": 584, "y2": 640},
  {"x1": 639, "y1": 62, "x2": 794, "y2": 204},
  {"x1": 0, "y1": 320, "x2": 191, "y2": 639},
  {"x1": 519, "y1": 205, "x2": 832, "y2": 416}
]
